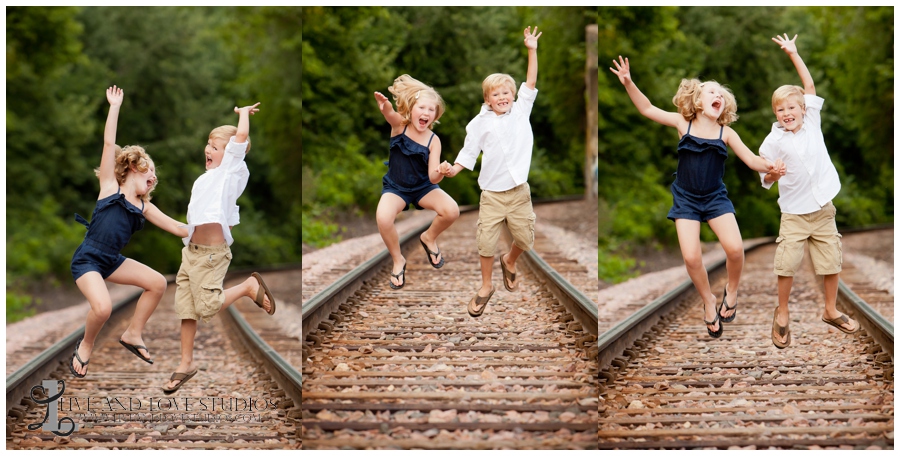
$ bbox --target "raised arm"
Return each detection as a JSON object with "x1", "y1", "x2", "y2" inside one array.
[
  {"x1": 773, "y1": 33, "x2": 814, "y2": 96},
  {"x1": 233, "y1": 102, "x2": 260, "y2": 145},
  {"x1": 523, "y1": 26, "x2": 541, "y2": 90},
  {"x1": 143, "y1": 202, "x2": 188, "y2": 238},
  {"x1": 609, "y1": 56, "x2": 683, "y2": 128},
  {"x1": 723, "y1": 127, "x2": 775, "y2": 173},
  {"x1": 98, "y1": 86, "x2": 123, "y2": 190},
  {"x1": 374, "y1": 92, "x2": 404, "y2": 132}
]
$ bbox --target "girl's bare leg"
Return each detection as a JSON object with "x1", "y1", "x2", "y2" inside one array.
[
  {"x1": 107, "y1": 259, "x2": 168, "y2": 360},
  {"x1": 376, "y1": 193, "x2": 410, "y2": 287},
  {"x1": 674, "y1": 219, "x2": 719, "y2": 333},
  {"x1": 73, "y1": 272, "x2": 114, "y2": 376},
  {"x1": 707, "y1": 213, "x2": 744, "y2": 320},
  {"x1": 417, "y1": 189, "x2": 460, "y2": 265}
]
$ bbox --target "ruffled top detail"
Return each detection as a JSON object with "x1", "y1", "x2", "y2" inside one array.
[
  {"x1": 75, "y1": 190, "x2": 145, "y2": 253},
  {"x1": 384, "y1": 128, "x2": 434, "y2": 191},
  {"x1": 674, "y1": 133, "x2": 728, "y2": 195}
]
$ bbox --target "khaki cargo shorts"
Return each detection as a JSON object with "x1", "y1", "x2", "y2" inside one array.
[
  {"x1": 174, "y1": 243, "x2": 232, "y2": 322},
  {"x1": 774, "y1": 201, "x2": 842, "y2": 277},
  {"x1": 477, "y1": 183, "x2": 536, "y2": 257}
]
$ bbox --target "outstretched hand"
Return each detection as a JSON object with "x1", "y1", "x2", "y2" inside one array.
[
  {"x1": 609, "y1": 56, "x2": 632, "y2": 86},
  {"x1": 523, "y1": 26, "x2": 541, "y2": 50},
  {"x1": 234, "y1": 102, "x2": 261, "y2": 116},
  {"x1": 772, "y1": 33, "x2": 799, "y2": 56},
  {"x1": 374, "y1": 92, "x2": 391, "y2": 111},
  {"x1": 107, "y1": 85, "x2": 124, "y2": 107}
]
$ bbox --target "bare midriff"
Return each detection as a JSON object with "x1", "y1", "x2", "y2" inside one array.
[{"x1": 189, "y1": 223, "x2": 227, "y2": 246}]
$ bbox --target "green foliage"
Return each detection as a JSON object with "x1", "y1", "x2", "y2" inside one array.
[
  {"x1": 6, "y1": 289, "x2": 36, "y2": 323},
  {"x1": 6, "y1": 7, "x2": 301, "y2": 304},
  {"x1": 599, "y1": 6, "x2": 893, "y2": 263},
  {"x1": 301, "y1": 6, "x2": 593, "y2": 232}
]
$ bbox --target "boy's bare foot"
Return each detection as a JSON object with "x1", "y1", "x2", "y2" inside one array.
[
  {"x1": 163, "y1": 361, "x2": 198, "y2": 391},
  {"x1": 248, "y1": 275, "x2": 273, "y2": 313}
]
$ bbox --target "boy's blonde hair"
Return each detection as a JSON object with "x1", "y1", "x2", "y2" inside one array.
[
  {"x1": 388, "y1": 74, "x2": 445, "y2": 129},
  {"x1": 482, "y1": 73, "x2": 517, "y2": 103},
  {"x1": 209, "y1": 125, "x2": 251, "y2": 153},
  {"x1": 94, "y1": 145, "x2": 156, "y2": 202},
  {"x1": 771, "y1": 85, "x2": 806, "y2": 112},
  {"x1": 672, "y1": 79, "x2": 738, "y2": 126}
]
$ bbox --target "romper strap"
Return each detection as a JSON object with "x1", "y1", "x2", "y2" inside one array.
[
  {"x1": 75, "y1": 213, "x2": 90, "y2": 228},
  {"x1": 686, "y1": 120, "x2": 692, "y2": 135},
  {"x1": 718, "y1": 125, "x2": 724, "y2": 140},
  {"x1": 426, "y1": 132, "x2": 435, "y2": 148},
  {"x1": 402, "y1": 125, "x2": 407, "y2": 135},
  {"x1": 140, "y1": 199, "x2": 144, "y2": 211}
]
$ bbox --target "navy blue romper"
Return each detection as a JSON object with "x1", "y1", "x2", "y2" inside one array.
[
  {"x1": 70, "y1": 188, "x2": 145, "y2": 280},
  {"x1": 667, "y1": 121, "x2": 736, "y2": 222},
  {"x1": 382, "y1": 126, "x2": 440, "y2": 211}
]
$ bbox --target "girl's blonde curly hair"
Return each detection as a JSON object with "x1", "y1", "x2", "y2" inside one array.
[
  {"x1": 672, "y1": 79, "x2": 738, "y2": 126},
  {"x1": 388, "y1": 74, "x2": 445, "y2": 129},
  {"x1": 94, "y1": 145, "x2": 156, "y2": 202}
]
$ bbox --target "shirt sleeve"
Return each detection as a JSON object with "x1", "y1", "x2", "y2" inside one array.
[
  {"x1": 513, "y1": 83, "x2": 538, "y2": 119},
  {"x1": 803, "y1": 94, "x2": 824, "y2": 129},
  {"x1": 220, "y1": 136, "x2": 249, "y2": 172},
  {"x1": 758, "y1": 136, "x2": 778, "y2": 190},
  {"x1": 454, "y1": 116, "x2": 485, "y2": 170}
]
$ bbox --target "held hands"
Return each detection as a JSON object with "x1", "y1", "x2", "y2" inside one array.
[
  {"x1": 235, "y1": 102, "x2": 261, "y2": 116},
  {"x1": 768, "y1": 158, "x2": 787, "y2": 181},
  {"x1": 609, "y1": 56, "x2": 632, "y2": 86},
  {"x1": 107, "y1": 85, "x2": 124, "y2": 107},
  {"x1": 437, "y1": 161, "x2": 456, "y2": 178},
  {"x1": 772, "y1": 33, "x2": 799, "y2": 56},
  {"x1": 523, "y1": 26, "x2": 541, "y2": 50}
]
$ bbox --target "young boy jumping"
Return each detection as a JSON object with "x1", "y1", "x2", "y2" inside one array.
[
  {"x1": 440, "y1": 26, "x2": 542, "y2": 317},
  {"x1": 759, "y1": 33, "x2": 858, "y2": 349},
  {"x1": 162, "y1": 103, "x2": 277, "y2": 394}
]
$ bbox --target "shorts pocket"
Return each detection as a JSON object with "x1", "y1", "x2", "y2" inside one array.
[
  {"x1": 774, "y1": 235, "x2": 785, "y2": 270},
  {"x1": 198, "y1": 284, "x2": 224, "y2": 320}
]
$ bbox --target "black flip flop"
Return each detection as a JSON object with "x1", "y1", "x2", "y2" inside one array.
[
  {"x1": 119, "y1": 339, "x2": 153, "y2": 364},
  {"x1": 69, "y1": 338, "x2": 90, "y2": 378},
  {"x1": 703, "y1": 303, "x2": 724, "y2": 339},
  {"x1": 420, "y1": 237, "x2": 444, "y2": 268},
  {"x1": 389, "y1": 262, "x2": 407, "y2": 290},
  {"x1": 719, "y1": 286, "x2": 737, "y2": 323}
]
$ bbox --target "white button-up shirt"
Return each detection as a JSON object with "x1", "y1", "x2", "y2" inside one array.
[
  {"x1": 758, "y1": 94, "x2": 841, "y2": 215},
  {"x1": 455, "y1": 83, "x2": 537, "y2": 192},
  {"x1": 183, "y1": 137, "x2": 250, "y2": 246}
]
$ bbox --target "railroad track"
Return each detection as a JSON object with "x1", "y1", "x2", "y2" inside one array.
[
  {"x1": 597, "y1": 227, "x2": 894, "y2": 450},
  {"x1": 301, "y1": 204, "x2": 599, "y2": 450},
  {"x1": 6, "y1": 267, "x2": 302, "y2": 450}
]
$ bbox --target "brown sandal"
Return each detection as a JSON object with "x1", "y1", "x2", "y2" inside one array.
[
  {"x1": 772, "y1": 307, "x2": 791, "y2": 349},
  {"x1": 500, "y1": 253, "x2": 517, "y2": 292},
  {"x1": 467, "y1": 287, "x2": 495, "y2": 318},
  {"x1": 251, "y1": 272, "x2": 276, "y2": 315},
  {"x1": 822, "y1": 313, "x2": 859, "y2": 334},
  {"x1": 162, "y1": 368, "x2": 198, "y2": 395}
]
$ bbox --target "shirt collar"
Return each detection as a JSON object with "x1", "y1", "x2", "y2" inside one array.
[{"x1": 770, "y1": 120, "x2": 806, "y2": 139}]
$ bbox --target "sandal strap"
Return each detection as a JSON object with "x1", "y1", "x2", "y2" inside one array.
[{"x1": 170, "y1": 372, "x2": 191, "y2": 381}]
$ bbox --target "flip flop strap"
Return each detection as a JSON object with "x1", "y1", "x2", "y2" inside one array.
[
  {"x1": 775, "y1": 325, "x2": 787, "y2": 336},
  {"x1": 74, "y1": 351, "x2": 89, "y2": 366},
  {"x1": 170, "y1": 372, "x2": 191, "y2": 381}
]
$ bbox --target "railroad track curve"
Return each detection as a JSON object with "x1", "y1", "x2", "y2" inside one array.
[
  {"x1": 6, "y1": 266, "x2": 302, "y2": 450},
  {"x1": 597, "y1": 226, "x2": 893, "y2": 450}
]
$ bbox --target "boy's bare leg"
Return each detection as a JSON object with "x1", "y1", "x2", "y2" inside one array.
[
  {"x1": 501, "y1": 243, "x2": 525, "y2": 289},
  {"x1": 107, "y1": 258, "x2": 168, "y2": 360},
  {"x1": 773, "y1": 275, "x2": 793, "y2": 346},
  {"x1": 376, "y1": 193, "x2": 409, "y2": 286},
  {"x1": 417, "y1": 189, "x2": 460, "y2": 264},
  {"x1": 478, "y1": 255, "x2": 494, "y2": 296},
  {"x1": 674, "y1": 219, "x2": 719, "y2": 333},
  {"x1": 164, "y1": 319, "x2": 198, "y2": 390},
  {"x1": 73, "y1": 272, "x2": 114, "y2": 376},
  {"x1": 820, "y1": 273, "x2": 855, "y2": 330},
  {"x1": 708, "y1": 214, "x2": 744, "y2": 319},
  {"x1": 219, "y1": 275, "x2": 273, "y2": 313}
]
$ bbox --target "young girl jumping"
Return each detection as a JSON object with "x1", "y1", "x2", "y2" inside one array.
[
  {"x1": 373, "y1": 75, "x2": 460, "y2": 289},
  {"x1": 610, "y1": 57, "x2": 775, "y2": 338},
  {"x1": 69, "y1": 86, "x2": 189, "y2": 377}
]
